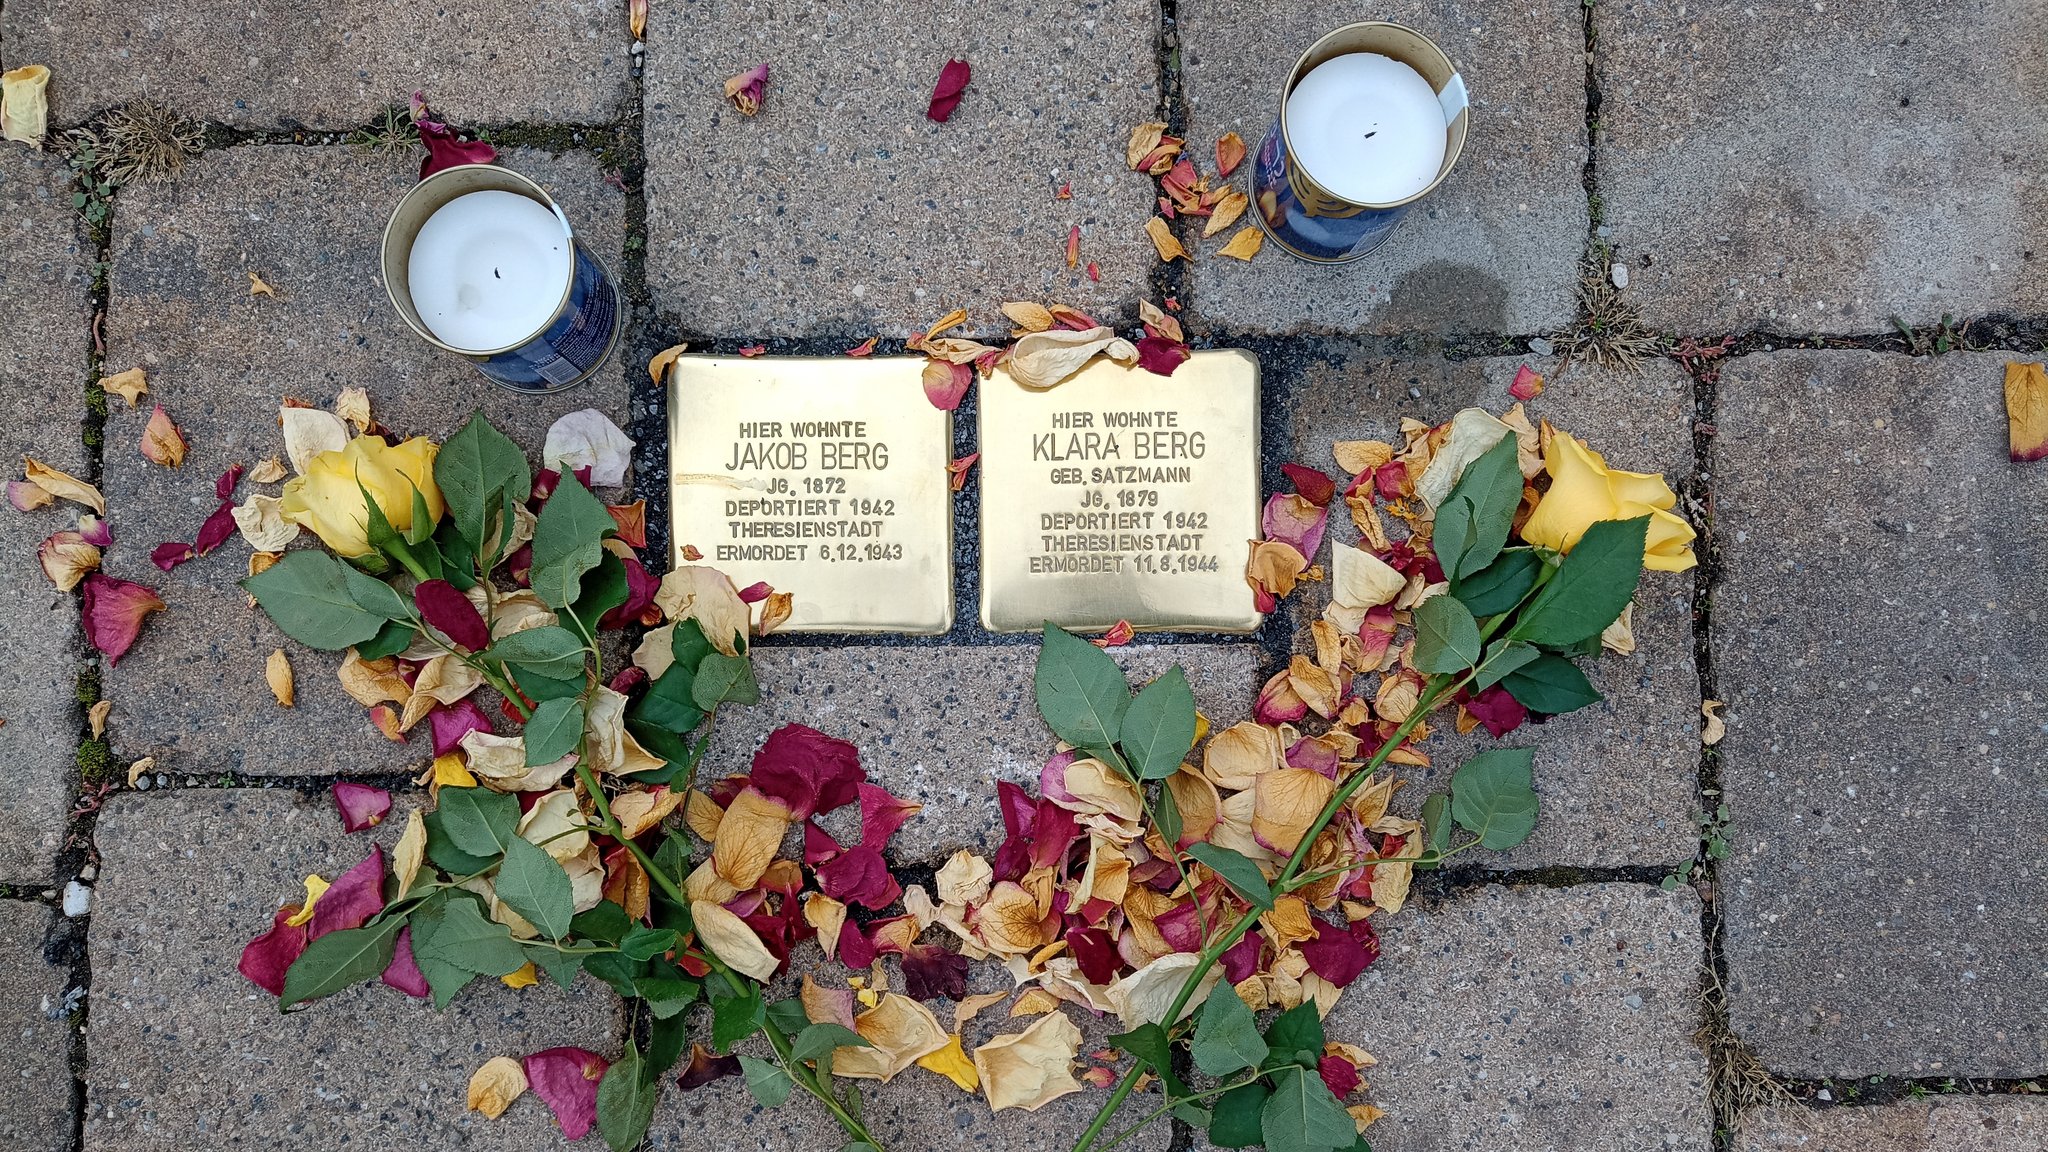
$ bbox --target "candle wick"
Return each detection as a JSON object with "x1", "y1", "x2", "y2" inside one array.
[
  {"x1": 1364, "y1": 131, "x2": 1378, "y2": 139},
  {"x1": 494, "y1": 268, "x2": 502, "y2": 279}
]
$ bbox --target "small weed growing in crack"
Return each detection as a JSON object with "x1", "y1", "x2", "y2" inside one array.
[
  {"x1": 1554, "y1": 251, "x2": 1663, "y2": 372},
  {"x1": 346, "y1": 104, "x2": 415, "y2": 152},
  {"x1": 66, "y1": 101, "x2": 202, "y2": 190},
  {"x1": 1892, "y1": 313, "x2": 1972, "y2": 355}
]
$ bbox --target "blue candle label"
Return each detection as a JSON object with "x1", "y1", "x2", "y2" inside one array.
[{"x1": 476, "y1": 245, "x2": 620, "y2": 393}]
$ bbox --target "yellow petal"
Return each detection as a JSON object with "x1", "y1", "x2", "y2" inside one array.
[
  {"x1": 283, "y1": 874, "x2": 329, "y2": 927},
  {"x1": 466, "y1": 1056, "x2": 528, "y2": 1118},
  {"x1": 99, "y1": 367, "x2": 149, "y2": 407},
  {"x1": 433, "y1": 752, "x2": 477, "y2": 788},
  {"x1": 1521, "y1": 431, "x2": 1618, "y2": 553},
  {"x1": 691, "y1": 899, "x2": 780, "y2": 981},
  {"x1": 1, "y1": 65, "x2": 51, "y2": 145},
  {"x1": 1642, "y1": 508, "x2": 1699, "y2": 572},
  {"x1": 393, "y1": 808, "x2": 427, "y2": 900},
  {"x1": 835, "y1": 993, "x2": 949, "y2": 1082},
  {"x1": 1203, "y1": 721, "x2": 1282, "y2": 791},
  {"x1": 265, "y1": 649, "x2": 294, "y2": 707},
  {"x1": 500, "y1": 962, "x2": 539, "y2": 989},
  {"x1": 935, "y1": 850, "x2": 993, "y2": 907},
  {"x1": 916, "y1": 1033, "x2": 980, "y2": 1092},
  {"x1": 711, "y1": 788, "x2": 792, "y2": 891},
  {"x1": 1252, "y1": 768, "x2": 1335, "y2": 855},
  {"x1": 1606, "y1": 466, "x2": 1677, "y2": 512}
]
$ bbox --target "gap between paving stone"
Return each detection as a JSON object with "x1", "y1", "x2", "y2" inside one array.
[
  {"x1": 0, "y1": 900, "x2": 75, "y2": 1152},
  {"x1": 1736, "y1": 1098, "x2": 2048, "y2": 1152}
]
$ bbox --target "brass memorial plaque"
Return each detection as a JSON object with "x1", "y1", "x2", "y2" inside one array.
[
  {"x1": 668, "y1": 357, "x2": 953, "y2": 634},
  {"x1": 978, "y1": 349, "x2": 1263, "y2": 633}
]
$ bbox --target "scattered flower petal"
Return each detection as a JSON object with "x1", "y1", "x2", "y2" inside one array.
[
  {"x1": 410, "y1": 91, "x2": 497, "y2": 177},
  {"x1": 927, "y1": 59, "x2": 972, "y2": 122},
  {"x1": 24, "y1": 458, "x2": 105, "y2": 513},
  {"x1": 974, "y1": 1010, "x2": 1084, "y2": 1112},
  {"x1": 723, "y1": 64, "x2": 769, "y2": 116},
  {"x1": 1006, "y1": 327, "x2": 1138, "y2": 390},
  {"x1": 678, "y1": 1044, "x2": 741, "y2": 1089},
  {"x1": 1, "y1": 64, "x2": 51, "y2": 145},
  {"x1": 467, "y1": 1055, "x2": 528, "y2": 1118},
  {"x1": 948, "y1": 452, "x2": 980, "y2": 491},
  {"x1": 1217, "y1": 226, "x2": 1263, "y2": 261},
  {"x1": 1216, "y1": 131, "x2": 1246, "y2": 177},
  {"x1": 7, "y1": 480, "x2": 52, "y2": 511},
  {"x1": 692, "y1": 898, "x2": 780, "y2": 981},
  {"x1": 99, "y1": 367, "x2": 148, "y2": 407},
  {"x1": 522, "y1": 1047, "x2": 608, "y2": 1141},
  {"x1": 331, "y1": 781, "x2": 390, "y2": 832},
  {"x1": 82, "y1": 573, "x2": 164, "y2": 666},
  {"x1": 1510, "y1": 364, "x2": 1546, "y2": 401},
  {"x1": 648, "y1": 342, "x2": 689, "y2": 384},
  {"x1": 844, "y1": 336, "x2": 879, "y2": 358},
  {"x1": 1144, "y1": 217, "x2": 1189, "y2": 263},
  {"x1": 923, "y1": 359, "x2": 974, "y2": 411},
  {"x1": 2007, "y1": 361, "x2": 2048, "y2": 462},
  {"x1": 38, "y1": 530, "x2": 100, "y2": 590},
  {"x1": 266, "y1": 648, "x2": 295, "y2": 707}
]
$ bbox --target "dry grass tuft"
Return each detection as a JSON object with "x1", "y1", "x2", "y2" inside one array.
[
  {"x1": 1697, "y1": 956, "x2": 1794, "y2": 1127},
  {"x1": 66, "y1": 101, "x2": 202, "y2": 186},
  {"x1": 1553, "y1": 253, "x2": 1664, "y2": 372}
]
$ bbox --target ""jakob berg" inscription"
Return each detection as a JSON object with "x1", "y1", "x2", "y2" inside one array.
[
  {"x1": 979, "y1": 350, "x2": 1262, "y2": 633},
  {"x1": 669, "y1": 358, "x2": 952, "y2": 634}
]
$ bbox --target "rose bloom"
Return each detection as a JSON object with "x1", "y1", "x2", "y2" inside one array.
[
  {"x1": 279, "y1": 436, "x2": 444, "y2": 557},
  {"x1": 1521, "y1": 431, "x2": 1696, "y2": 572}
]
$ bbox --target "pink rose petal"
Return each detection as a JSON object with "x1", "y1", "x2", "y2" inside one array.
[
  {"x1": 414, "y1": 579, "x2": 490, "y2": 652},
  {"x1": 750, "y1": 724, "x2": 866, "y2": 820},
  {"x1": 82, "y1": 573, "x2": 165, "y2": 666},
  {"x1": 1262, "y1": 493, "x2": 1327, "y2": 561},
  {"x1": 381, "y1": 927, "x2": 431, "y2": 998},
  {"x1": 926, "y1": 58, "x2": 972, "y2": 122},
  {"x1": 76, "y1": 516, "x2": 114, "y2": 548},
  {"x1": 429, "y1": 698, "x2": 494, "y2": 756},
  {"x1": 308, "y1": 847, "x2": 386, "y2": 940},
  {"x1": 523, "y1": 1047, "x2": 609, "y2": 1141},
  {"x1": 1219, "y1": 931, "x2": 1263, "y2": 984},
  {"x1": 735, "y1": 580, "x2": 771, "y2": 604},
  {"x1": 856, "y1": 782, "x2": 919, "y2": 848},
  {"x1": 1134, "y1": 336, "x2": 1191, "y2": 377},
  {"x1": 331, "y1": 782, "x2": 392, "y2": 833},
  {"x1": 238, "y1": 906, "x2": 309, "y2": 996},
  {"x1": 923, "y1": 360, "x2": 973, "y2": 411}
]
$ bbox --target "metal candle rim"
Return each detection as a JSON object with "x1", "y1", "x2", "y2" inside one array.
[
  {"x1": 380, "y1": 163, "x2": 581, "y2": 359},
  {"x1": 1276, "y1": 21, "x2": 1471, "y2": 212}
]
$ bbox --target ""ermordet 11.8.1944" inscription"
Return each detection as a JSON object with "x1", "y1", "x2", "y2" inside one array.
[
  {"x1": 668, "y1": 358, "x2": 952, "y2": 634},
  {"x1": 979, "y1": 349, "x2": 1262, "y2": 633}
]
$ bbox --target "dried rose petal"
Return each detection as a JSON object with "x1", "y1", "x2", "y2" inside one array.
[
  {"x1": 1461, "y1": 684, "x2": 1528, "y2": 735},
  {"x1": 678, "y1": 1044, "x2": 741, "y2": 1090},
  {"x1": 858, "y1": 782, "x2": 921, "y2": 848},
  {"x1": 215, "y1": 464, "x2": 245, "y2": 501},
  {"x1": 332, "y1": 782, "x2": 392, "y2": 832},
  {"x1": 195, "y1": 500, "x2": 238, "y2": 555},
  {"x1": 1510, "y1": 364, "x2": 1545, "y2": 401},
  {"x1": 411, "y1": 91, "x2": 497, "y2": 178},
  {"x1": 605, "y1": 500, "x2": 648, "y2": 548},
  {"x1": 381, "y1": 927, "x2": 431, "y2": 998},
  {"x1": 1126, "y1": 122, "x2": 1168, "y2": 170},
  {"x1": 523, "y1": 1047, "x2": 608, "y2": 1141},
  {"x1": 1219, "y1": 932, "x2": 1262, "y2": 984},
  {"x1": 2007, "y1": 361, "x2": 2048, "y2": 462},
  {"x1": 1144, "y1": 217, "x2": 1189, "y2": 263},
  {"x1": 1065, "y1": 225, "x2": 1081, "y2": 269},
  {"x1": 922, "y1": 359, "x2": 974, "y2": 411},
  {"x1": 1203, "y1": 190, "x2": 1248, "y2": 238},
  {"x1": 415, "y1": 579, "x2": 491, "y2": 652},
  {"x1": 140, "y1": 404, "x2": 187, "y2": 467},
  {"x1": 927, "y1": 58, "x2": 971, "y2": 122},
  {"x1": 1298, "y1": 917, "x2": 1381, "y2": 987},
  {"x1": 238, "y1": 905, "x2": 309, "y2": 996},
  {"x1": 837, "y1": 917, "x2": 878, "y2": 968},
  {"x1": 1090, "y1": 619, "x2": 1135, "y2": 649},
  {"x1": 815, "y1": 845, "x2": 900, "y2": 910},
  {"x1": 1264, "y1": 493, "x2": 1328, "y2": 560},
  {"x1": 845, "y1": 337, "x2": 879, "y2": 358},
  {"x1": 82, "y1": 573, "x2": 165, "y2": 666},
  {"x1": 1281, "y1": 463, "x2": 1336, "y2": 507},
  {"x1": 1217, "y1": 227, "x2": 1263, "y2": 261},
  {"x1": 429, "y1": 698, "x2": 494, "y2": 756},
  {"x1": 308, "y1": 847, "x2": 386, "y2": 940},
  {"x1": 150, "y1": 540, "x2": 196, "y2": 571},
  {"x1": 1134, "y1": 336, "x2": 1190, "y2": 377},
  {"x1": 724, "y1": 63, "x2": 769, "y2": 116},
  {"x1": 751, "y1": 724, "x2": 865, "y2": 820},
  {"x1": 1086, "y1": 261, "x2": 1100, "y2": 282},
  {"x1": 903, "y1": 943, "x2": 970, "y2": 1001},
  {"x1": 39, "y1": 530, "x2": 100, "y2": 590},
  {"x1": 1056, "y1": 181, "x2": 1072, "y2": 200},
  {"x1": 1216, "y1": 131, "x2": 1246, "y2": 178},
  {"x1": 1318, "y1": 1052, "x2": 1361, "y2": 1098},
  {"x1": 7, "y1": 480, "x2": 53, "y2": 512},
  {"x1": 947, "y1": 452, "x2": 980, "y2": 492},
  {"x1": 99, "y1": 367, "x2": 148, "y2": 407}
]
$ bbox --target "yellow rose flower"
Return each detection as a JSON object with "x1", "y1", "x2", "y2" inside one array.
[
  {"x1": 278, "y1": 435, "x2": 445, "y2": 558},
  {"x1": 1521, "y1": 430, "x2": 1696, "y2": 572}
]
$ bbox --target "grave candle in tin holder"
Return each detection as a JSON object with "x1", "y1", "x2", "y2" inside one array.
[
  {"x1": 1252, "y1": 21, "x2": 1470, "y2": 263},
  {"x1": 381, "y1": 164, "x2": 621, "y2": 393}
]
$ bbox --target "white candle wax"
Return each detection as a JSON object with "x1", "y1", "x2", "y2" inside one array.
[
  {"x1": 406, "y1": 190, "x2": 572, "y2": 351},
  {"x1": 1286, "y1": 52, "x2": 1448, "y2": 206}
]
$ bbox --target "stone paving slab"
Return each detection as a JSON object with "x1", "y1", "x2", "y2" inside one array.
[
  {"x1": 1737, "y1": 1099, "x2": 2048, "y2": 1152},
  {"x1": 1180, "y1": 0, "x2": 1588, "y2": 336},
  {"x1": 648, "y1": 949, "x2": 1166, "y2": 1152},
  {"x1": 0, "y1": 900, "x2": 74, "y2": 1152},
  {"x1": 710, "y1": 641, "x2": 1262, "y2": 863},
  {"x1": 1713, "y1": 351, "x2": 2048, "y2": 1078},
  {"x1": 1273, "y1": 352, "x2": 1700, "y2": 868},
  {"x1": 0, "y1": 0, "x2": 629, "y2": 130},
  {"x1": 642, "y1": 0, "x2": 1162, "y2": 338},
  {"x1": 1594, "y1": 0, "x2": 2047, "y2": 333},
  {"x1": 97, "y1": 143, "x2": 628, "y2": 777},
  {"x1": 0, "y1": 150, "x2": 93, "y2": 882},
  {"x1": 86, "y1": 788, "x2": 622, "y2": 1149},
  {"x1": 1199, "y1": 883, "x2": 1709, "y2": 1151}
]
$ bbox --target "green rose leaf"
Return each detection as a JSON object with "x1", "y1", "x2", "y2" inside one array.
[
  {"x1": 1450, "y1": 748, "x2": 1541, "y2": 850},
  {"x1": 1421, "y1": 792, "x2": 1453, "y2": 854},
  {"x1": 1207, "y1": 1081, "x2": 1271, "y2": 1148},
  {"x1": 648, "y1": 1014, "x2": 690, "y2": 1081},
  {"x1": 1107, "y1": 1021, "x2": 1188, "y2": 1097},
  {"x1": 353, "y1": 618, "x2": 417, "y2": 661},
  {"x1": 1034, "y1": 623, "x2": 1130, "y2": 754},
  {"x1": 596, "y1": 1044, "x2": 659, "y2": 1152},
  {"x1": 570, "y1": 901, "x2": 632, "y2": 944},
  {"x1": 242, "y1": 551, "x2": 391, "y2": 650},
  {"x1": 530, "y1": 473, "x2": 616, "y2": 609},
  {"x1": 739, "y1": 1054, "x2": 794, "y2": 1108},
  {"x1": 1187, "y1": 842, "x2": 1275, "y2": 912},
  {"x1": 280, "y1": 915, "x2": 402, "y2": 1007},
  {"x1": 421, "y1": 811, "x2": 496, "y2": 876},
  {"x1": 435, "y1": 412, "x2": 531, "y2": 552},
  {"x1": 619, "y1": 925, "x2": 681, "y2": 962},
  {"x1": 1261, "y1": 1002, "x2": 1326, "y2": 1069},
  {"x1": 1513, "y1": 516, "x2": 1648, "y2": 646},
  {"x1": 413, "y1": 898, "x2": 528, "y2": 977},
  {"x1": 360, "y1": 479, "x2": 441, "y2": 582},
  {"x1": 406, "y1": 484, "x2": 438, "y2": 546},
  {"x1": 1192, "y1": 983, "x2": 1269, "y2": 1076},
  {"x1": 403, "y1": 890, "x2": 476, "y2": 1010},
  {"x1": 790, "y1": 1022, "x2": 869, "y2": 1066},
  {"x1": 634, "y1": 973, "x2": 700, "y2": 1019},
  {"x1": 1453, "y1": 548, "x2": 1543, "y2": 619},
  {"x1": 1502, "y1": 652, "x2": 1604, "y2": 715},
  {"x1": 1412, "y1": 595, "x2": 1482, "y2": 674},
  {"x1": 1121, "y1": 666, "x2": 1198, "y2": 781},
  {"x1": 1443, "y1": 435, "x2": 1524, "y2": 579},
  {"x1": 526, "y1": 943, "x2": 584, "y2": 989},
  {"x1": 488, "y1": 625, "x2": 588, "y2": 682},
  {"x1": 494, "y1": 836, "x2": 575, "y2": 940},
  {"x1": 764, "y1": 997, "x2": 812, "y2": 1038},
  {"x1": 1152, "y1": 784, "x2": 1184, "y2": 852},
  {"x1": 1261, "y1": 1066, "x2": 1359, "y2": 1152},
  {"x1": 1429, "y1": 495, "x2": 1477, "y2": 588},
  {"x1": 342, "y1": 564, "x2": 412, "y2": 621},
  {"x1": 435, "y1": 787, "x2": 520, "y2": 857},
  {"x1": 570, "y1": 551, "x2": 631, "y2": 628},
  {"x1": 513, "y1": 666, "x2": 586, "y2": 706},
  {"x1": 1471, "y1": 639, "x2": 1542, "y2": 692},
  {"x1": 522, "y1": 696, "x2": 586, "y2": 767},
  {"x1": 581, "y1": 952, "x2": 644, "y2": 999},
  {"x1": 692, "y1": 650, "x2": 760, "y2": 711},
  {"x1": 712, "y1": 983, "x2": 767, "y2": 1052}
]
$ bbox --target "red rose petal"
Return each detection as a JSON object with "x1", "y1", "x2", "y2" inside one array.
[
  {"x1": 82, "y1": 573, "x2": 165, "y2": 666},
  {"x1": 381, "y1": 927, "x2": 431, "y2": 998},
  {"x1": 736, "y1": 581, "x2": 771, "y2": 604},
  {"x1": 856, "y1": 782, "x2": 919, "y2": 848},
  {"x1": 411, "y1": 93, "x2": 498, "y2": 179},
  {"x1": 308, "y1": 847, "x2": 386, "y2": 940},
  {"x1": 1069, "y1": 926, "x2": 1119, "y2": 986},
  {"x1": 750, "y1": 724, "x2": 866, "y2": 821},
  {"x1": 814, "y1": 845, "x2": 900, "y2": 910},
  {"x1": 678, "y1": 1044, "x2": 741, "y2": 1089},
  {"x1": 1280, "y1": 462, "x2": 1336, "y2": 507},
  {"x1": 331, "y1": 782, "x2": 392, "y2": 833},
  {"x1": 238, "y1": 905, "x2": 308, "y2": 996},
  {"x1": 926, "y1": 58, "x2": 971, "y2": 122},
  {"x1": 836, "y1": 917, "x2": 878, "y2": 969},
  {"x1": 215, "y1": 464, "x2": 244, "y2": 501},
  {"x1": 414, "y1": 578, "x2": 490, "y2": 652},
  {"x1": 194, "y1": 500, "x2": 239, "y2": 555},
  {"x1": 524, "y1": 1047, "x2": 608, "y2": 1141},
  {"x1": 1318, "y1": 1052, "x2": 1361, "y2": 1098},
  {"x1": 1219, "y1": 931, "x2": 1263, "y2": 984},
  {"x1": 429, "y1": 699, "x2": 495, "y2": 756},
  {"x1": 1135, "y1": 336, "x2": 1191, "y2": 377},
  {"x1": 1298, "y1": 916, "x2": 1381, "y2": 987},
  {"x1": 902, "y1": 943, "x2": 969, "y2": 1001},
  {"x1": 150, "y1": 541, "x2": 196, "y2": 571},
  {"x1": 1509, "y1": 364, "x2": 1545, "y2": 401},
  {"x1": 923, "y1": 360, "x2": 974, "y2": 411},
  {"x1": 598, "y1": 556, "x2": 659, "y2": 631},
  {"x1": 1462, "y1": 684, "x2": 1529, "y2": 736}
]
